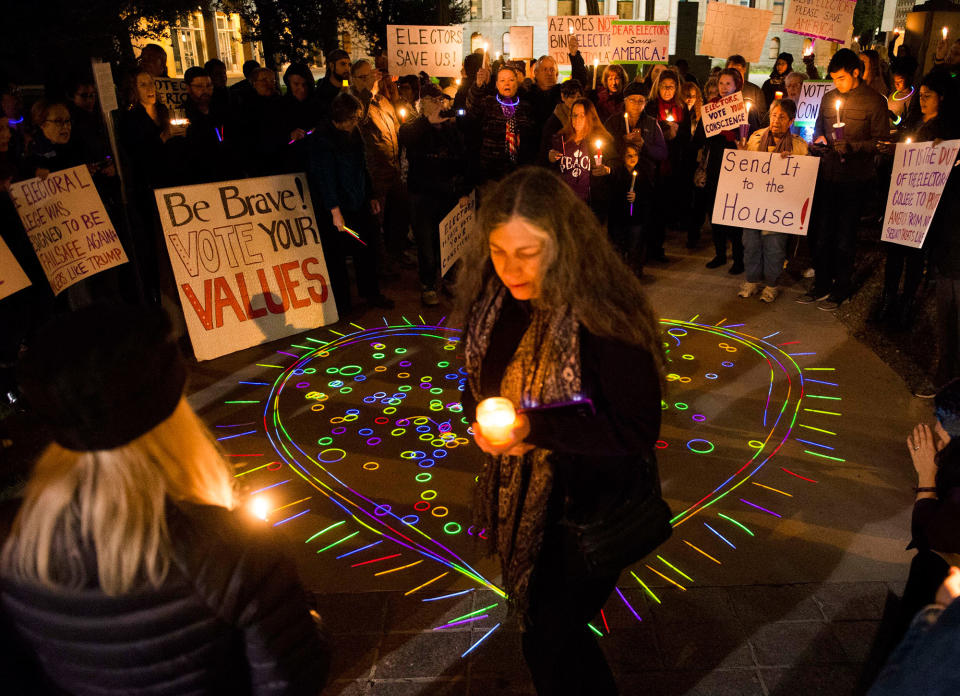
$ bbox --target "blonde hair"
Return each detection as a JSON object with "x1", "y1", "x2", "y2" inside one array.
[{"x1": 1, "y1": 398, "x2": 234, "y2": 595}]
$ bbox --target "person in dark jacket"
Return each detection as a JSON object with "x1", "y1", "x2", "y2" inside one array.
[
  {"x1": 237, "y1": 68, "x2": 286, "y2": 177},
  {"x1": 606, "y1": 143, "x2": 647, "y2": 274},
  {"x1": 308, "y1": 92, "x2": 393, "y2": 314},
  {"x1": 316, "y1": 49, "x2": 351, "y2": 117},
  {"x1": 539, "y1": 79, "x2": 583, "y2": 164},
  {"x1": 466, "y1": 64, "x2": 538, "y2": 184},
  {"x1": 762, "y1": 52, "x2": 794, "y2": 106},
  {"x1": 457, "y1": 168, "x2": 667, "y2": 695},
  {"x1": 281, "y1": 62, "x2": 324, "y2": 174},
  {"x1": 181, "y1": 66, "x2": 235, "y2": 184},
  {"x1": 203, "y1": 58, "x2": 231, "y2": 114},
  {"x1": 522, "y1": 48, "x2": 588, "y2": 135},
  {"x1": 400, "y1": 83, "x2": 468, "y2": 306},
  {"x1": 229, "y1": 59, "x2": 260, "y2": 111},
  {"x1": 0, "y1": 303, "x2": 330, "y2": 696}
]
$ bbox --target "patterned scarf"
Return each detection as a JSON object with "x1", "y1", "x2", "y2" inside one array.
[
  {"x1": 464, "y1": 279, "x2": 582, "y2": 616},
  {"x1": 757, "y1": 127, "x2": 796, "y2": 154},
  {"x1": 499, "y1": 96, "x2": 519, "y2": 162}
]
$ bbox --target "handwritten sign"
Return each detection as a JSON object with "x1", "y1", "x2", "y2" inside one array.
[
  {"x1": 881, "y1": 140, "x2": 960, "y2": 248},
  {"x1": 547, "y1": 15, "x2": 618, "y2": 66},
  {"x1": 154, "y1": 174, "x2": 338, "y2": 361},
  {"x1": 510, "y1": 26, "x2": 534, "y2": 59},
  {"x1": 0, "y1": 237, "x2": 31, "y2": 301},
  {"x1": 9, "y1": 166, "x2": 128, "y2": 295},
  {"x1": 154, "y1": 77, "x2": 188, "y2": 116},
  {"x1": 702, "y1": 92, "x2": 747, "y2": 137},
  {"x1": 387, "y1": 25, "x2": 463, "y2": 78},
  {"x1": 610, "y1": 21, "x2": 670, "y2": 64},
  {"x1": 439, "y1": 191, "x2": 476, "y2": 276},
  {"x1": 699, "y1": 2, "x2": 775, "y2": 63},
  {"x1": 784, "y1": 0, "x2": 857, "y2": 44},
  {"x1": 712, "y1": 150, "x2": 820, "y2": 235},
  {"x1": 794, "y1": 80, "x2": 833, "y2": 127},
  {"x1": 92, "y1": 61, "x2": 118, "y2": 113}
]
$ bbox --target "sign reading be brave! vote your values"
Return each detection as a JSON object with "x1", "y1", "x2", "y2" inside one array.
[{"x1": 387, "y1": 25, "x2": 463, "y2": 79}]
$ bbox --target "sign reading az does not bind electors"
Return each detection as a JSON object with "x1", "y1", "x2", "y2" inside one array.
[
  {"x1": 155, "y1": 174, "x2": 338, "y2": 361},
  {"x1": 712, "y1": 150, "x2": 820, "y2": 235},
  {"x1": 9, "y1": 165, "x2": 128, "y2": 295},
  {"x1": 548, "y1": 15, "x2": 618, "y2": 65},
  {"x1": 882, "y1": 139, "x2": 960, "y2": 249},
  {"x1": 387, "y1": 25, "x2": 463, "y2": 78}
]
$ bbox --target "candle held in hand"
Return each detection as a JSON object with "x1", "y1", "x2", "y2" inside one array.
[
  {"x1": 398, "y1": 107, "x2": 407, "y2": 120},
  {"x1": 592, "y1": 58, "x2": 599, "y2": 90},
  {"x1": 835, "y1": 99, "x2": 841, "y2": 125},
  {"x1": 774, "y1": 91, "x2": 784, "y2": 100},
  {"x1": 944, "y1": 27, "x2": 949, "y2": 41},
  {"x1": 624, "y1": 111, "x2": 630, "y2": 132},
  {"x1": 594, "y1": 139, "x2": 604, "y2": 167},
  {"x1": 476, "y1": 397, "x2": 517, "y2": 445}
]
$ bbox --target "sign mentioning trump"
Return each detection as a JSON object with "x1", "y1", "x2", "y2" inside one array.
[
  {"x1": 154, "y1": 174, "x2": 338, "y2": 361},
  {"x1": 387, "y1": 25, "x2": 464, "y2": 78},
  {"x1": 712, "y1": 150, "x2": 820, "y2": 235}
]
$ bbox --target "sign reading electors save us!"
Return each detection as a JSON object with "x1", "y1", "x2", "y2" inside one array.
[
  {"x1": 387, "y1": 25, "x2": 464, "y2": 78},
  {"x1": 8, "y1": 165, "x2": 128, "y2": 295},
  {"x1": 547, "y1": 15, "x2": 618, "y2": 66},
  {"x1": 712, "y1": 150, "x2": 820, "y2": 236},
  {"x1": 154, "y1": 173, "x2": 338, "y2": 361},
  {"x1": 702, "y1": 92, "x2": 747, "y2": 138},
  {"x1": 439, "y1": 191, "x2": 476, "y2": 276},
  {"x1": 783, "y1": 0, "x2": 857, "y2": 44},
  {"x1": 610, "y1": 21, "x2": 670, "y2": 64},
  {"x1": 881, "y1": 139, "x2": 960, "y2": 248}
]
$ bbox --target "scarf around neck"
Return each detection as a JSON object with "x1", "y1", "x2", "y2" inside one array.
[
  {"x1": 464, "y1": 279, "x2": 582, "y2": 617},
  {"x1": 756, "y1": 127, "x2": 795, "y2": 154}
]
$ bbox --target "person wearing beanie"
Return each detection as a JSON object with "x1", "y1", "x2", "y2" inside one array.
[
  {"x1": 0, "y1": 303, "x2": 330, "y2": 695},
  {"x1": 317, "y1": 48, "x2": 351, "y2": 117},
  {"x1": 762, "y1": 52, "x2": 794, "y2": 106}
]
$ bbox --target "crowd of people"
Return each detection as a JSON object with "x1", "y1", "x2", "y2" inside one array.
[{"x1": 2, "y1": 31, "x2": 960, "y2": 695}]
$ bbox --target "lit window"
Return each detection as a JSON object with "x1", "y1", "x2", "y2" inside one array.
[{"x1": 170, "y1": 13, "x2": 207, "y2": 76}]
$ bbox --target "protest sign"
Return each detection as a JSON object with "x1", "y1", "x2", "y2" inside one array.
[
  {"x1": 9, "y1": 166, "x2": 128, "y2": 295},
  {"x1": 784, "y1": 0, "x2": 857, "y2": 44},
  {"x1": 510, "y1": 26, "x2": 534, "y2": 59},
  {"x1": 699, "y1": 2, "x2": 775, "y2": 63},
  {"x1": 92, "y1": 61, "x2": 118, "y2": 113},
  {"x1": 702, "y1": 92, "x2": 748, "y2": 137},
  {"x1": 387, "y1": 25, "x2": 463, "y2": 78},
  {"x1": 794, "y1": 80, "x2": 834, "y2": 127},
  {"x1": 439, "y1": 191, "x2": 476, "y2": 276},
  {"x1": 0, "y1": 237, "x2": 31, "y2": 302},
  {"x1": 547, "y1": 15, "x2": 618, "y2": 65},
  {"x1": 154, "y1": 77, "x2": 188, "y2": 115},
  {"x1": 154, "y1": 173, "x2": 338, "y2": 361},
  {"x1": 881, "y1": 139, "x2": 960, "y2": 248},
  {"x1": 712, "y1": 150, "x2": 820, "y2": 235},
  {"x1": 610, "y1": 21, "x2": 670, "y2": 64}
]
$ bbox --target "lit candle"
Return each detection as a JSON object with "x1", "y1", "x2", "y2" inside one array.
[
  {"x1": 476, "y1": 397, "x2": 517, "y2": 445},
  {"x1": 496, "y1": 51, "x2": 502, "y2": 62},
  {"x1": 943, "y1": 26, "x2": 949, "y2": 41},
  {"x1": 250, "y1": 496, "x2": 270, "y2": 521},
  {"x1": 774, "y1": 90, "x2": 784, "y2": 100},
  {"x1": 593, "y1": 58, "x2": 599, "y2": 90},
  {"x1": 624, "y1": 110, "x2": 630, "y2": 133},
  {"x1": 569, "y1": 25, "x2": 574, "y2": 35},
  {"x1": 905, "y1": 137, "x2": 913, "y2": 143},
  {"x1": 594, "y1": 139, "x2": 603, "y2": 167},
  {"x1": 342, "y1": 79, "x2": 349, "y2": 88},
  {"x1": 398, "y1": 107, "x2": 407, "y2": 120},
  {"x1": 629, "y1": 170, "x2": 637, "y2": 216},
  {"x1": 666, "y1": 113, "x2": 675, "y2": 122},
  {"x1": 483, "y1": 42, "x2": 489, "y2": 68},
  {"x1": 455, "y1": 78, "x2": 462, "y2": 86},
  {"x1": 835, "y1": 99, "x2": 841, "y2": 125}
]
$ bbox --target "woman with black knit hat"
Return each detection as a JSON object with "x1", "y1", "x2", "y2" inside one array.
[
  {"x1": 762, "y1": 52, "x2": 794, "y2": 106},
  {"x1": 0, "y1": 303, "x2": 330, "y2": 695}
]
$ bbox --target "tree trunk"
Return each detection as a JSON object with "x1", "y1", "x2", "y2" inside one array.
[{"x1": 585, "y1": 0, "x2": 601, "y2": 15}]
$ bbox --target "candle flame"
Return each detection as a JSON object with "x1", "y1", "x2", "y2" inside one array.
[
  {"x1": 905, "y1": 137, "x2": 913, "y2": 143},
  {"x1": 250, "y1": 496, "x2": 270, "y2": 521},
  {"x1": 569, "y1": 26, "x2": 574, "y2": 34},
  {"x1": 399, "y1": 107, "x2": 407, "y2": 118},
  {"x1": 595, "y1": 139, "x2": 603, "y2": 149},
  {"x1": 943, "y1": 27, "x2": 949, "y2": 40},
  {"x1": 483, "y1": 42, "x2": 489, "y2": 53},
  {"x1": 666, "y1": 113, "x2": 675, "y2": 121}
]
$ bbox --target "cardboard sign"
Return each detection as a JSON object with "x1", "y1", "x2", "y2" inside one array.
[
  {"x1": 702, "y1": 92, "x2": 748, "y2": 137},
  {"x1": 712, "y1": 150, "x2": 820, "y2": 235},
  {"x1": 387, "y1": 25, "x2": 464, "y2": 78},
  {"x1": 0, "y1": 237, "x2": 31, "y2": 301},
  {"x1": 547, "y1": 15, "x2": 618, "y2": 66},
  {"x1": 784, "y1": 0, "x2": 857, "y2": 44},
  {"x1": 439, "y1": 191, "x2": 476, "y2": 276},
  {"x1": 154, "y1": 77, "x2": 188, "y2": 116},
  {"x1": 8, "y1": 166, "x2": 128, "y2": 295},
  {"x1": 794, "y1": 80, "x2": 833, "y2": 127},
  {"x1": 154, "y1": 174, "x2": 338, "y2": 361},
  {"x1": 510, "y1": 26, "x2": 534, "y2": 59},
  {"x1": 699, "y1": 2, "x2": 775, "y2": 63},
  {"x1": 92, "y1": 61, "x2": 118, "y2": 113},
  {"x1": 881, "y1": 140, "x2": 960, "y2": 248},
  {"x1": 610, "y1": 21, "x2": 670, "y2": 64}
]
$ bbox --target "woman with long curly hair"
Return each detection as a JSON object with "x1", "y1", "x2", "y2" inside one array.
[
  {"x1": 457, "y1": 168, "x2": 670, "y2": 694},
  {"x1": 547, "y1": 97, "x2": 611, "y2": 207},
  {"x1": 0, "y1": 303, "x2": 329, "y2": 694}
]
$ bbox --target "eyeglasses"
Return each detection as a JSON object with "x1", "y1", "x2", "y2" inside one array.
[
  {"x1": 76, "y1": 92, "x2": 96, "y2": 99},
  {"x1": 44, "y1": 118, "x2": 72, "y2": 126}
]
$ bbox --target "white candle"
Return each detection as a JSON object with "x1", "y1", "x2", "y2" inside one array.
[
  {"x1": 629, "y1": 169, "x2": 638, "y2": 193},
  {"x1": 593, "y1": 58, "x2": 599, "y2": 90},
  {"x1": 569, "y1": 26, "x2": 574, "y2": 35},
  {"x1": 476, "y1": 397, "x2": 517, "y2": 445},
  {"x1": 624, "y1": 110, "x2": 630, "y2": 133},
  {"x1": 594, "y1": 139, "x2": 603, "y2": 166},
  {"x1": 398, "y1": 107, "x2": 407, "y2": 120},
  {"x1": 943, "y1": 27, "x2": 949, "y2": 41},
  {"x1": 835, "y1": 99, "x2": 841, "y2": 125},
  {"x1": 250, "y1": 496, "x2": 270, "y2": 521}
]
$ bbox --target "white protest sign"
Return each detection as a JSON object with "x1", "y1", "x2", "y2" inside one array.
[
  {"x1": 547, "y1": 15, "x2": 618, "y2": 66},
  {"x1": 92, "y1": 61, "x2": 118, "y2": 113},
  {"x1": 881, "y1": 140, "x2": 960, "y2": 248},
  {"x1": 784, "y1": 0, "x2": 857, "y2": 44},
  {"x1": 9, "y1": 166, "x2": 128, "y2": 295},
  {"x1": 0, "y1": 237, "x2": 31, "y2": 301},
  {"x1": 712, "y1": 150, "x2": 820, "y2": 235},
  {"x1": 699, "y1": 2, "x2": 775, "y2": 63},
  {"x1": 610, "y1": 21, "x2": 670, "y2": 64},
  {"x1": 154, "y1": 174, "x2": 338, "y2": 361},
  {"x1": 387, "y1": 25, "x2": 464, "y2": 78},
  {"x1": 702, "y1": 92, "x2": 747, "y2": 137},
  {"x1": 439, "y1": 191, "x2": 476, "y2": 276},
  {"x1": 794, "y1": 80, "x2": 833, "y2": 128},
  {"x1": 154, "y1": 77, "x2": 188, "y2": 116},
  {"x1": 510, "y1": 26, "x2": 534, "y2": 59}
]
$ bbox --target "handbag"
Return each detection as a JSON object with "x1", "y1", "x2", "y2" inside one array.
[
  {"x1": 693, "y1": 147, "x2": 710, "y2": 189},
  {"x1": 561, "y1": 452, "x2": 673, "y2": 577}
]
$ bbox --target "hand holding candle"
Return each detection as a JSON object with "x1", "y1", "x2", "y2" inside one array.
[
  {"x1": 629, "y1": 170, "x2": 637, "y2": 216},
  {"x1": 476, "y1": 397, "x2": 517, "y2": 446},
  {"x1": 594, "y1": 139, "x2": 604, "y2": 167}
]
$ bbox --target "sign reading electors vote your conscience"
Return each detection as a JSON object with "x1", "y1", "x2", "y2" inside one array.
[
  {"x1": 0, "y1": 237, "x2": 31, "y2": 302},
  {"x1": 154, "y1": 174, "x2": 338, "y2": 361},
  {"x1": 881, "y1": 139, "x2": 960, "y2": 249},
  {"x1": 387, "y1": 25, "x2": 464, "y2": 78},
  {"x1": 699, "y1": 2, "x2": 775, "y2": 64},
  {"x1": 8, "y1": 165, "x2": 128, "y2": 295},
  {"x1": 784, "y1": 0, "x2": 857, "y2": 44},
  {"x1": 610, "y1": 21, "x2": 670, "y2": 64},
  {"x1": 712, "y1": 151, "x2": 820, "y2": 236},
  {"x1": 548, "y1": 15, "x2": 618, "y2": 65},
  {"x1": 702, "y1": 92, "x2": 748, "y2": 138},
  {"x1": 439, "y1": 191, "x2": 476, "y2": 276}
]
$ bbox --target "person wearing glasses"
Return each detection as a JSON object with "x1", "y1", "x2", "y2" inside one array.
[{"x1": 26, "y1": 100, "x2": 79, "y2": 179}]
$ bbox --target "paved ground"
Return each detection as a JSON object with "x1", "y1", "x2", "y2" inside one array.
[{"x1": 183, "y1": 235, "x2": 933, "y2": 696}]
